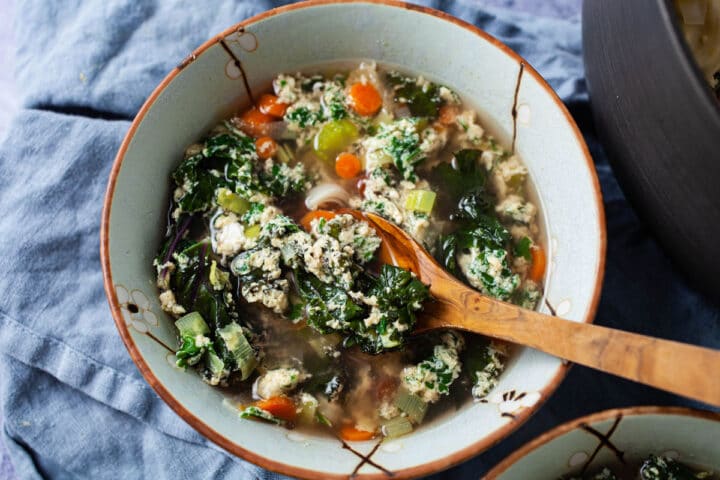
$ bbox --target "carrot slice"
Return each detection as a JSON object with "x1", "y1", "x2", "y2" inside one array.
[
  {"x1": 438, "y1": 104, "x2": 458, "y2": 125},
  {"x1": 335, "y1": 152, "x2": 362, "y2": 179},
  {"x1": 348, "y1": 83, "x2": 382, "y2": 116},
  {"x1": 238, "y1": 107, "x2": 274, "y2": 137},
  {"x1": 300, "y1": 210, "x2": 337, "y2": 231},
  {"x1": 255, "y1": 136, "x2": 278, "y2": 159},
  {"x1": 340, "y1": 425, "x2": 376, "y2": 441},
  {"x1": 258, "y1": 93, "x2": 289, "y2": 118},
  {"x1": 528, "y1": 245, "x2": 546, "y2": 282},
  {"x1": 255, "y1": 396, "x2": 297, "y2": 422}
]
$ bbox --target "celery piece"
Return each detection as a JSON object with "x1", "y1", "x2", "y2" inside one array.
[
  {"x1": 405, "y1": 189, "x2": 437, "y2": 214},
  {"x1": 218, "y1": 322, "x2": 257, "y2": 380},
  {"x1": 313, "y1": 119, "x2": 359, "y2": 161},
  {"x1": 382, "y1": 416, "x2": 414, "y2": 438},
  {"x1": 175, "y1": 312, "x2": 210, "y2": 337},
  {"x1": 217, "y1": 188, "x2": 250, "y2": 214},
  {"x1": 244, "y1": 224, "x2": 261, "y2": 239},
  {"x1": 393, "y1": 389, "x2": 428, "y2": 424}
]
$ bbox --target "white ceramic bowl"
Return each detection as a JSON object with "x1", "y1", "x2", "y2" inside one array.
[
  {"x1": 486, "y1": 407, "x2": 720, "y2": 479},
  {"x1": 101, "y1": 1, "x2": 605, "y2": 478}
]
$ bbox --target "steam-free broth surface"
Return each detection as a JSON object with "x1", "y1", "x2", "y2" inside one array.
[{"x1": 154, "y1": 62, "x2": 544, "y2": 440}]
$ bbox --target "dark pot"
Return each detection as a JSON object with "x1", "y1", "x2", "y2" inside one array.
[{"x1": 583, "y1": 0, "x2": 720, "y2": 299}]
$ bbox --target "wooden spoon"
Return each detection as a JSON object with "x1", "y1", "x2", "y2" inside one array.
[{"x1": 339, "y1": 209, "x2": 720, "y2": 407}]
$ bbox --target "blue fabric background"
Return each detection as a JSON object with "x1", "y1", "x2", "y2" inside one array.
[{"x1": 0, "y1": 1, "x2": 717, "y2": 479}]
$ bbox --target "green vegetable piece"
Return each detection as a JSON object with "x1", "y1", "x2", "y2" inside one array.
[
  {"x1": 386, "y1": 72, "x2": 444, "y2": 118},
  {"x1": 514, "y1": 236, "x2": 532, "y2": 261},
  {"x1": 640, "y1": 454, "x2": 709, "y2": 480},
  {"x1": 244, "y1": 224, "x2": 261, "y2": 239},
  {"x1": 202, "y1": 348, "x2": 229, "y2": 385},
  {"x1": 313, "y1": 119, "x2": 359, "y2": 161},
  {"x1": 393, "y1": 389, "x2": 428, "y2": 424},
  {"x1": 405, "y1": 189, "x2": 437, "y2": 214},
  {"x1": 315, "y1": 410, "x2": 333, "y2": 427},
  {"x1": 217, "y1": 322, "x2": 257, "y2": 380},
  {"x1": 175, "y1": 312, "x2": 210, "y2": 337},
  {"x1": 382, "y1": 416, "x2": 414, "y2": 438},
  {"x1": 209, "y1": 261, "x2": 230, "y2": 290},
  {"x1": 174, "y1": 312, "x2": 211, "y2": 368},
  {"x1": 217, "y1": 188, "x2": 250, "y2": 214},
  {"x1": 240, "y1": 406, "x2": 285, "y2": 425}
]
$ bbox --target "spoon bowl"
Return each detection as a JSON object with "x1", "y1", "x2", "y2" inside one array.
[{"x1": 342, "y1": 209, "x2": 720, "y2": 407}]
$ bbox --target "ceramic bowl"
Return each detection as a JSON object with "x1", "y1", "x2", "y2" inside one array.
[
  {"x1": 583, "y1": 0, "x2": 720, "y2": 299},
  {"x1": 486, "y1": 406, "x2": 720, "y2": 479},
  {"x1": 101, "y1": 1, "x2": 605, "y2": 478}
]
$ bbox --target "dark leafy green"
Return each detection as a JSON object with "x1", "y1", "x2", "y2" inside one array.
[
  {"x1": 294, "y1": 270, "x2": 365, "y2": 334},
  {"x1": 640, "y1": 455, "x2": 709, "y2": 480},
  {"x1": 386, "y1": 72, "x2": 444, "y2": 118},
  {"x1": 170, "y1": 242, "x2": 232, "y2": 332},
  {"x1": 293, "y1": 265, "x2": 429, "y2": 354},
  {"x1": 430, "y1": 149, "x2": 487, "y2": 204},
  {"x1": 514, "y1": 236, "x2": 532, "y2": 261}
]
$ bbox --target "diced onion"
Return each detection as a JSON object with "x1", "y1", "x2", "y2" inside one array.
[{"x1": 305, "y1": 183, "x2": 350, "y2": 210}]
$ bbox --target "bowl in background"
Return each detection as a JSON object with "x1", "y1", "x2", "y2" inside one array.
[
  {"x1": 101, "y1": 1, "x2": 605, "y2": 478},
  {"x1": 485, "y1": 406, "x2": 720, "y2": 479},
  {"x1": 583, "y1": 0, "x2": 720, "y2": 300}
]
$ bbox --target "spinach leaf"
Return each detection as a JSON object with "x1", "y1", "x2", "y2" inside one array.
[{"x1": 386, "y1": 72, "x2": 443, "y2": 118}]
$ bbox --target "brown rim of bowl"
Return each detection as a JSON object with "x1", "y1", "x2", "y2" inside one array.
[
  {"x1": 100, "y1": 1, "x2": 607, "y2": 478},
  {"x1": 483, "y1": 406, "x2": 720, "y2": 479}
]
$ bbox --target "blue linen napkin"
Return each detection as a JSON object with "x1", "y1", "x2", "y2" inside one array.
[{"x1": 1, "y1": 1, "x2": 717, "y2": 479}]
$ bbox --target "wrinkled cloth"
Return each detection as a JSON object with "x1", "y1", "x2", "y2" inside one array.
[{"x1": 0, "y1": 0, "x2": 717, "y2": 479}]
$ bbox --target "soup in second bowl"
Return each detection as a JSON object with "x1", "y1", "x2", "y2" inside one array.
[{"x1": 154, "y1": 61, "x2": 545, "y2": 440}]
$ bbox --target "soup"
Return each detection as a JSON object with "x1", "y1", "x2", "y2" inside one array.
[
  {"x1": 154, "y1": 62, "x2": 544, "y2": 440},
  {"x1": 562, "y1": 454, "x2": 716, "y2": 480},
  {"x1": 674, "y1": 0, "x2": 720, "y2": 99}
]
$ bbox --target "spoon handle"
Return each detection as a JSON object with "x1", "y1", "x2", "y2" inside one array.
[{"x1": 425, "y1": 281, "x2": 720, "y2": 406}]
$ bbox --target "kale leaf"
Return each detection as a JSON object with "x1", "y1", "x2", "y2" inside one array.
[
  {"x1": 640, "y1": 454, "x2": 708, "y2": 480},
  {"x1": 430, "y1": 149, "x2": 487, "y2": 204},
  {"x1": 386, "y1": 72, "x2": 443, "y2": 118},
  {"x1": 170, "y1": 241, "x2": 232, "y2": 332},
  {"x1": 293, "y1": 265, "x2": 429, "y2": 354},
  {"x1": 369, "y1": 265, "x2": 429, "y2": 332},
  {"x1": 294, "y1": 270, "x2": 365, "y2": 334}
]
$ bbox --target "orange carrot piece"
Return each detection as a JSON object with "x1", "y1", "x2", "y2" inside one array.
[
  {"x1": 340, "y1": 425, "x2": 376, "y2": 441},
  {"x1": 438, "y1": 104, "x2": 458, "y2": 125},
  {"x1": 335, "y1": 152, "x2": 362, "y2": 179},
  {"x1": 348, "y1": 83, "x2": 382, "y2": 117},
  {"x1": 300, "y1": 210, "x2": 337, "y2": 231},
  {"x1": 255, "y1": 136, "x2": 278, "y2": 159},
  {"x1": 529, "y1": 245, "x2": 546, "y2": 282},
  {"x1": 258, "y1": 93, "x2": 289, "y2": 118},
  {"x1": 238, "y1": 107, "x2": 274, "y2": 137},
  {"x1": 255, "y1": 396, "x2": 297, "y2": 422}
]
